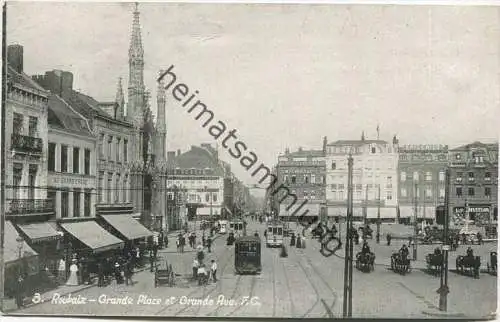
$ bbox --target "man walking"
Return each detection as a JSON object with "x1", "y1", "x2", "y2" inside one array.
[
  {"x1": 210, "y1": 259, "x2": 218, "y2": 283},
  {"x1": 125, "y1": 259, "x2": 134, "y2": 286},
  {"x1": 15, "y1": 273, "x2": 24, "y2": 309},
  {"x1": 192, "y1": 258, "x2": 199, "y2": 280},
  {"x1": 207, "y1": 236, "x2": 212, "y2": 253}
]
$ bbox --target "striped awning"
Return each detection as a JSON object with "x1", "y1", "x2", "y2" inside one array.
[
  {"x1": 279, "y1": 202, "x2": 321, "y2": 217},
  {"x1": 17, "y1": 222, "x2": 62, "y2": 243},
  {"x1": 399, "y1": 206, "x2": 436, "y2": 219},
  {"x1": 100, "y1": 214, "x2": 153, "y2": 240},
  {"x1": 61, "y1": 221, "x2": 124, "y2": 253},
  {"x1": 196, "y1": 206, "x2": 221, "y2": 216},
  {"x1": 5, "y1": 221, "x2": 38, "y2": 264},
  {"x1": 327, "y1": 206, "x2": 397, "y2": 219}
]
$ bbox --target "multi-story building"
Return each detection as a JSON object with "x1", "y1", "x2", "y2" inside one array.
[
  {"x1": 397, "y1": 144, "x2": 449, "y2": 224},
  {"x1": 46, "y1": 93, "x2": 97, "y2": 220},
  {"x1": 448, "y1": 141, "x2": 498, "y2": 229},
  {"x1": 166, "y1": 144, "x2": 225, "y2": 226},
  {"x1": 325, "y1": 135, "x2": 399, "y2": 223},
  {"x1": 274, "y1": 138, "x2": 327, "y2": 221},
  {"x1": 4, "y1": 45, "x2": 57, "y2": 297}
]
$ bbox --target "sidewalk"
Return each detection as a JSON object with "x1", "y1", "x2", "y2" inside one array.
[{"x1": 3, "y1": 228, "x2": 223, "y2": 314}]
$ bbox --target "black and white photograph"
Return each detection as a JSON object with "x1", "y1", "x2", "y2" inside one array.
[{"x1": 0, "y1": 1, "x2": 498, "y2": 320}]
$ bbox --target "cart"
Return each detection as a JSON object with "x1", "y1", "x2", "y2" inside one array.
[{"x1": 154, "y1": 261, "x2": 175, "y2": 287}]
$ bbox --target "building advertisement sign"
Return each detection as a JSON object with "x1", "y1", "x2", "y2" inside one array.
[{"x1": 48, "y1": 174, "x2": 96, "y2": 188}]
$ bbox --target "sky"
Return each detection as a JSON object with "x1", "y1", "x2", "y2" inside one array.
[{"x1": 7, "y1": 2, "x2": 500, "y2": 190}]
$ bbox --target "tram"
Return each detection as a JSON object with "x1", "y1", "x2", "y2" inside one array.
[
  {"x1": 229, "y1": 220, "x2": 245, "y2": 236},
  {"x1": 235, "y1": 236, "x2": 261, "y2": 274},
  {"x1": 265, "y1": 222, "x2": 284, "y2": 248}
]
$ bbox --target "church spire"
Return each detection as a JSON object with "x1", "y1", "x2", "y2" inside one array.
[
  {"x1": 361, "y1": 131, "x2": 365, "y2": 141},
  {"x1": 115, "y1": 77, "x2": 125, "y2": 118},
  {"x1": 127, "y1": 2, "x2": 145, "y2": 123}
]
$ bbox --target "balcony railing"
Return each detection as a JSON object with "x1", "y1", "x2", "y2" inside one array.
[
  {"x1": 11, "y1": 133, "x2": 42, "y2": 153},
  {"x1": 7, "y1": 198, "x2": 54, "y2": 215}
]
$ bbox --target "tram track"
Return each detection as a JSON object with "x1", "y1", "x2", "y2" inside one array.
[
  {"x1": 280, "y1": 253, "x2": 297, "y2": 317},
  {"x1": 205, "y1": 273, "x2": 241, "y2": 317},
  {"x1": 224, "y1": 274, "x2": 257, "y2": 317}
]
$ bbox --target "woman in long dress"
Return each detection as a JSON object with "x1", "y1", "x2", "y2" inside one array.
[{"x1": 66, "y1": 260, "x2": 79, "y2": 286}]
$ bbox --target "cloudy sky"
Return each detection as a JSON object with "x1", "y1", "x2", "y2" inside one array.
[{"x1": 7, "y1": 2, "x2": 499, "y2": 186}]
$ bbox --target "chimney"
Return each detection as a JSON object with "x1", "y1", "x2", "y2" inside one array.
[
  {"x1": 7, "y1": 44, "x2": 23, "y2": 73},
  {"x1": 36, "y1": 70, "x2": 73, "y2": 98},
  {"x1": 323, "y1": 136, "x2": 328, "y2": 154}
]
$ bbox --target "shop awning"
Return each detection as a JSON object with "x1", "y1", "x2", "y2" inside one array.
[
  {"x1": 100, "y1": 214, "x2": 153, "y2": 240},
  {"x1": 17, "y1": 222, "x2": 62, "y2": 243},
  {"x1": 366, "y1": 207, "x2": 397, "y2": 219},
  {"x1": 196, "y1": 206, "x2": 221, "y2": 216},
  {"x1": 399, "y1": 206, "x2": 436, "y2": 219},
  {"x1": 279, "y1": 203, "x2": 321, "y2": 217},
  {"x1": 5, "y1": 221, "x2": 38, "y2": 264},
  {"x1": 61, "y1": 221, "x2": 124, "y2": 253}
]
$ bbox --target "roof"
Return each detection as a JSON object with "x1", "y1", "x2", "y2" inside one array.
[
  {"x1": 450, "y1": 141, "x2": 499, "y2": 152},
  {"x1": 327, "y1": 139, "x2": 388, "y2": 146},
  {"x1": 286, "y1": 149, "x2": 324, "y2": 158},
  {"x1": 170, "y1": 145, "x2": 224, "y2": 175},
  {"x1": 235, "y1": 235, "x2": 261, "y2": 243},
  {"x1": 48, "y1": 94, "x2": 93, "y2": 136},
  {"x1": 7, "y1": 65, "x2": 48, "y2": 95}
]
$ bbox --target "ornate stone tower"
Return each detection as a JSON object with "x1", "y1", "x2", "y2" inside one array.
[
  {"x1": 155, "y1": 70, "x2": 167, "y2": 165},
  {"x1": 115, "y1": 77, "x2": 125, "y2": 120}
]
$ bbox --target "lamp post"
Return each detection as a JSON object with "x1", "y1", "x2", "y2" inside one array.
[
  {"x1": 343, "y1": 153, "x2": 354, "y2": 318},
  {"x1": 413, "y1": 183, "x2": 418, "y2": 261},
  {"x1": 376, "y1": 184, "x2": 381, "y2": 243},
  {"x1": 438, "y1": 168, "x2": 451, "y2": 311},
  {"x1": 16, "y1": 235, "x2": 24, "y2": 277}
]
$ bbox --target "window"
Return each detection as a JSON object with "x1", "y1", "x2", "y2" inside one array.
[
  {"x1": 84, "y1": 191, "x2": 91, "y2": 217},
  {"x1": 13, "y1": 164, "x2": 22, "y2": 199},
  {"x1": 413, "y1": 171, "x2": 419, "y2": 182},
  {"x1": 468, "y1": 187, "x2": 475, "y2": 196},
  {"x1": 61, "y1": 145, "x2": 68, "y2": 173},
  {"x1": 115, "y1": 174, "x2": 120, "y2": 202},
  {"x1": 28, "y1": 165, "x2": 37, "y2": 199},
  {"x1": 425, "y1": 187, "x2": 432, "y2": 199},
  {"x1": 291, "y1": 176, "x2": 296, "y2": 184},
  {"x1": 338, "y1": 191, "x2": 344, "y2": 200},
  {"x1": 439, "y1": 188, "x2": 445, "y2": 198},
  {"x1": 304, "y1": 175, "x2": 309, "y2": 184},
  {"x1": 98, "y1": 173, "x2": 104, "y2": 202},
  {"x1": 468, "y1": 172, "x2": 475, "y2": 181},
  {"x1": 284, "y1": 175, "x2": 288, "y2": 184},
  {"x1": 61, "y1": 189, "x2": 69, "y2": 218},
  {"x1": 116, "y1": 138, "x2": 121, "y2": 162},
  {"x1": 386, "y1": 176, "x2": 392, "y2": 188},
  {"x1": 84, "y1": 149, "x2": 90, "y2": 175},
  {"x1": 73, "y1": 189, "x2": 81, "y2": 217},
  {"x1": 311, "y1": 175, "x2": 316, "y2": 184},
  {"x1": 108, "y1": 136, "x2": 113, "y2": 160},
  {"x1": 400, "y1": 171, "x2": 406, "y2": 182},
  {"x1": 371, "y1": 147, "x2": 376, "y2": 154},
  {"x1": 355, "y1": 184, "x2": 362, "y2": 191},
  {"x1": 456, "y1": 187, "x2": 462, "y2": 197},
  {"x1": 206, "y1": 193, "x2": 210, "y2": 202},
  {"x1": 213, "y1": 193, "x2": 217, "y2": 202},
  {"x1": 330, "y1": 184, "x2": 337, "y2": 190},
  {"x1": 123, "y1": 175, "x2": 128, "y2": 202},
  {"x1": 13, "y1": 113, "x2": 23, "y2": 134},
  {"x1": 331, "y1": 162, "x2": 337, "y2": 170},
  {"x1": 123, "y1": 139, "x2": 128, "y2": 162},
  {"x1": 107, "y1": 173, "x2": 113, "y2": 203},
  {"x1": 401, "y1": 188, "x2": 407, "y2": 197},
  {"x1": 485, "y1": 172, "x2": 491, "y2": 181},
  {"x1": 73, "y1": 147, "x2": 80, "y2": 174},
  {"x1": 338, "y1": 184, "x2": 345, "y2": 190},
  {"x1": 48, "y1": 143, "x2": 56, "y2": 172},
  {"x1": 28, "y1": 116, "x2": 38, "y2": 137},
  {"x1": 386, "y1": 190, "x2": 392, "y2": 200},
  {"x1": 355, "y1": 190, "x2": 362, "y2": 200},
  {"x1": 439, "y1": 171, "x2": 445, "y2": 182},
  {"x1": 425, "y1": 172, "x2": 432, "y2": 181},
  {"x1": 99, "y1": 134, "x2": 104, "y2": 159},
  {"x1": 485, "y1": 187, "x2": 491, "y2": 197},
  {"x1": 456, "y1": 172, "x2": 463, "y2": 183}
]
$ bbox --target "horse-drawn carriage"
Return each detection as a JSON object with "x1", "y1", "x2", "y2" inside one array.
[
  {"x1": 455, "y1": 253, "x2": 481, "y2": 278},
  {"x1": 425, "y1": 252, "x2": 443, "y2": 276},
  {"x1": 154, "y1": 261, "x2": 175, "y2": 287},
  {"x1": 391, "y1": 250, "x2": 411, "y2": 275},
  {"x1": 355, "y1": 252, "x2": 375, "y2": 272},
  {"x1": 486, "y1": 252, "x2": 497, "y2": 275}
]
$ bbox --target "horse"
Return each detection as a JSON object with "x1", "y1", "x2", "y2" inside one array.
[
  {"x1": 391, "y1": 250, "x2": 411, "y2": 275},
  {"x1": 356, "y1": 252, "x2": 375, "y2": 272},
  {"x1": 425, "y1": 253, "x2": 443, "y2": 276},
  {"x1": 456, "y1": 255, "x2": 481, "y2": 278}
]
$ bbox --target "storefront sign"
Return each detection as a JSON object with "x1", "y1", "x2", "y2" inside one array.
[{"x1": 48, "y1": 175, "x2": 95, "y2": 188}]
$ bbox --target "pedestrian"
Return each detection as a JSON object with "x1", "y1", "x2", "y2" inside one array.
[
  {"x1": 164, "y1": 234, "x2": 169, "y2": 248},
  {"x1": 180, "y1": 235, "x2": 185, "y2": 253},
  {"x1": 207, "y1": 236, "x2": 212, "y2": 253},
  {"x1": 192, "y1": 258, "x2": 199, "y2": 280},
  {"x1": 77, "y1": 258, "x2": 83, "y2": 285},
  {"x1": 153, "y1": 243, "x2": 158, "y2": 260},
  {"x1": 296, "y1": 235, "x2": 302, "y2": 248},
  {"x1": 176, "y1": 236, "x2": 180, "y2": 252},
  {"x1": 197, "y1": 264, "x2": 208, "y2": 286},
  {"x1": 290, "y1": 233, "x2": 296, "y2": 246},
  {"x1": 97, "y1": 262, "x2": 104, "y2": 287},
  {"x1": 386, "y1": 233, "x2": 392, "y2": 246},
  {"x1": 210, "y1": 259, "x2": 217, "y2": 282},
  {"x1": 15, "y1": 274, "x2": 24, "y2": 309},
  {"x1": 114, "y1": 261, "x2": 123, "y2": 284},
  {"x1": 135, "y1": 246, "x2": 141, "y2": 267},
  {"x1": 57, "y1": 257, "x2": 66, "y2": 285},
  {"x1": 477, "y1": 232, "x2": 483, "y2": 245},
  {"x1": 125, "y1": 259, "x2": 134, "y2": 286},
  {"x1": 159, "y1": 230, "x2": 164, "y2": 249},
  {"x1": 149, "y1": 251, "x2": 155, "y2": 272},
  {"x1": 376, "y1": 232, "x2": 380, "y2": 244},
  {"x1": 66, "y1": 259, "x2": 79, "y2": 286}
]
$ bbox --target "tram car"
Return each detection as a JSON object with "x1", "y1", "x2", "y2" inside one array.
[
  {"x1": 229, "y1": 220, "x2": 245, "y2": 236},
  {"x1": 266, "y1": 222, "x2": 284, "y2": 248},
  {"x1": 235, "y1": 236, "x2": 262, "y2": 274}
]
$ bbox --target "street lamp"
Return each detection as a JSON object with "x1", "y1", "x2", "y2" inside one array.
[{"x1": 16, "y1": 235, "x2": 24, "y2": 276}]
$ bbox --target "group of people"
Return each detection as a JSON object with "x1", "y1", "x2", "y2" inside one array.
[
  {"x1": 192, "y1": 257, "x2": 218, "y2": 286},
  {"x1": 289, "y1": 232, "x2": 306, "y2": 248}
]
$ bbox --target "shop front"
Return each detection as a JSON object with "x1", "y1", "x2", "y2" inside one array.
[{"x1": 4, "y1": 221, "x2": 39, "y2": 300}]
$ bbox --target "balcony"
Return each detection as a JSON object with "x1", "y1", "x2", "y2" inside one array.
[
  {"x1": 7, "y1": 198, "x2": 54, "y2": 215},
  {"x1": 11, "y1": 133, "x2": 42, "y2": 154}
]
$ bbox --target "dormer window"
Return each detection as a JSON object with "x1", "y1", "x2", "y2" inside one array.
[
  {"x1": 331, "y1": 162, "x2": 336, "y2": 170},
  {"x1": 371, "y1": 147, "x2": 376, "y2": 154}
]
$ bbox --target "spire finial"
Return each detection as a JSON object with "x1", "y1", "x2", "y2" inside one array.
[
  {"x1": 361, "y1": 131, "x2": 365, "y2": 141},
  {"x1": 129, "y1": 2, "x2": 143, "y2": 58},
  {"x1": 376, "y1": 123, "x2": 380, "y2": 140}
]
